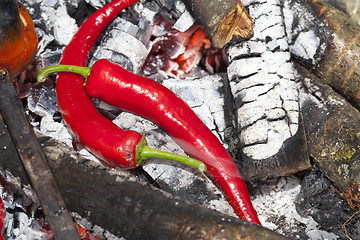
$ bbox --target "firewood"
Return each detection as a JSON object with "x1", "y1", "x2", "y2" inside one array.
[
  {"x1": 305, "y1": 0, "x2": 360, "y2": 111},
  {"x1": 183, "y1": 0, "x2": 254, "y2": 48},
  {"x1": 0, "y1": 69, "x2": 80, "y2": 240},
  {"x1": 0, "y1": 115, "x2": 291, "y2": 239},
  {"x1": 224, "y1": 0, "x2": 311, "y2": 180},
  {"x1": 297, "y1": 64, "x2": 360, "y2": 193}
]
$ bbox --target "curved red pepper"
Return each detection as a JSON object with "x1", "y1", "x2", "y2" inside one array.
[
  {"x1": 86, "y1": 60, "x2": 261, "y2": 224},
  {"x1": 40, "y1": 0, "x2": 260, "y2": 224},
  {"x1": 57, "y1": 0, "x2": 139, "y2": 166},
  {"x1": 38, "y1": 58, "x2": 261, "y2": 224},
  {"x1": 0, "y1": 0, "x2": 38, "y2": 77},
  {"x1": 49, "y1": 0, "x2": 206, "y2": 171}
]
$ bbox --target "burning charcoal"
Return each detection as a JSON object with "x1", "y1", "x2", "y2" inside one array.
[
  {"x1": 303, "y1": 0, "x2": 360, "y2": 110},
  {"x1": 183, "y1": 0, "x2": 254, "y2": 49},
  {"x1": 295, "y1": 169, "x2": 360, "y2": 240},
  {"x1": 297, "y1": 64, "x2": 360, "y2": 193},
  {"x1": 226, "y1": 0, "x2": 310, "y2": 180},
  {"x1": 283, "y1": 0, "x2": 330, "y2": 67},
  {"x1": 142, "y1": 15, "x2": 227, "y2": 79}
]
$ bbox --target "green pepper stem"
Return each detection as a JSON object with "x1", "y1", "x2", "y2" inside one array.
[
  {"x1": 37, "y1": 64, "x2": 91, "y2": 82},
  {"x1": 139, "y1": 145, "x2": 207, "y2": 173}
]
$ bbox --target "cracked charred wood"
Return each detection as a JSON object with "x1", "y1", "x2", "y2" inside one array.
[
  {"x1": 304, "y1": 0, "x2": 360, "y2": 110},
  {"x1": 183, "y1": 0, "x2": 254, "y2": 48},
  {"x1": 0, "y1": 117, "x2": 290, "y2": 240},
  {"x1": 0, "y1": 70, "x2": 80, "y2": 240},
  {"x1": 297, "y1": 64, "x2": 360, "y2": 193},
  {"x1": 225, "y1": 0, "x2": 310, "y2": 180},
  {"x1": 283, "y1": 0, "x2": 330, "y2": 68}
]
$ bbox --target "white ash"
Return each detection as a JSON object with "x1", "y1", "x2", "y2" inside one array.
[
  {"x1": 88, "y1": 3, "x2": 153, "y2": 73},
  {"x1": 112, "y1": 112, "x2": 236, "y2": 217},
  {"x1": 133, "y1": 1, "x2": 158, "y2": 23},
  {"x1": 227, "y1": 0, "x2": 300, "y2": 160},
  {"x1": 90, "y1": 29, "x2": 148, "y2": 73},
  {"x1": 172, "y1": 0, "x2": 195, "y2": 32},
  {"x1": 0, "y1": 172, "x2": 50, "y2": 240},
  {"x1": 283, "y1": 0, "x2": 329, "y2": 66},
  {"x1": 27, "y1": 87, "x2": 58, "y2": 118},
  {"x1": 162, "y1": 75, "x2": 226, "y2": 143},
  {"x1": 85, "y1": 0, "x2": 109, "y2": 9},
  {"x1": 298, "y1": 76, "x2": 328, "y2": 110},
  {"x1": 40, "y1": 1, "x2": 78, "y2": 46},
  {"x1": 173, "y1": 9, "x2": 194, "y2": 32},
  {"x1": 39, "y1": 115, "x2": 72, "y2": 146},
  {"x1": 251, "y1": 176, "x2": 339, "y2": 239},
  {"x1": 290, "y1": 30, "x2": 320, "y2": 62}
]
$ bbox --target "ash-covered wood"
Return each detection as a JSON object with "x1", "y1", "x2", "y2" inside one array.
[
  {"x1": 283, "y1": 0, "x2": 330, "y2": 67},
  {"x1": 298, "y1": 64, "x2": 360, "y2": 193},
  {"x1": 0, "y1": 70, "x2": 80, "y2": 240},
  {"x1": 225, "y1": 0, "x2": 310, "y2": 180},
  {"x1": 0, "y1": 115, "x2": 290, "y2": 240},
  {"x1": 183, "y1": 0, "x2": 254, "y2": 48}
]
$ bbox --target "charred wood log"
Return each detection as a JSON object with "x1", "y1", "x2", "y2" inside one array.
[
  {"x1": 182, "y1": 0, "x2": 254, "y2": 48},
  {"x1": 0, "y1": 115, "x2": 290, "y2": 239},
  {"x1": 297, "y1": 64, "x2": 360, "y2": 193},
  {"x1": 283, "y1": 0, "x2": 330, "y2": 68},
  {"x1": 305, "y1": 0, "x2": 360, "y2": 111},
  {"x1": 0, "y1": 70, "x2": 80, "y2": 239},
  {"x1": 225, "y1": 0, "x2": 310, "y2": 180}
]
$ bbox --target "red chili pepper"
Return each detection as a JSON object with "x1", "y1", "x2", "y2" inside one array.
[
  {"x1": 0, "y1": 0, "x2": 38, "y2": 78},
  {"x1": 39, "y1": 0, "x2": 259, "y2": 224},
  {"x1": 38, "y1": 58, "x2": 261, "y2": 224},
  {"x1": 44, "y1": 0, "x2": 206, "y2": 172}
]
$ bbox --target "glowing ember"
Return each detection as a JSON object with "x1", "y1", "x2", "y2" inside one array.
[{"x1": 141, "y1": 15, "x2": 228, "y2": 79}]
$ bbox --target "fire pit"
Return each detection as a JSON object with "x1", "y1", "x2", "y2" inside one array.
[{"x1": 0, "y1": 0, "x2": 359, "y2": 239}]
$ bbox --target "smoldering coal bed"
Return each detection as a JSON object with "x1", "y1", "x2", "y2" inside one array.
[{"x1": 0, "y1": 0, "x2": 359, "y2": 239}]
